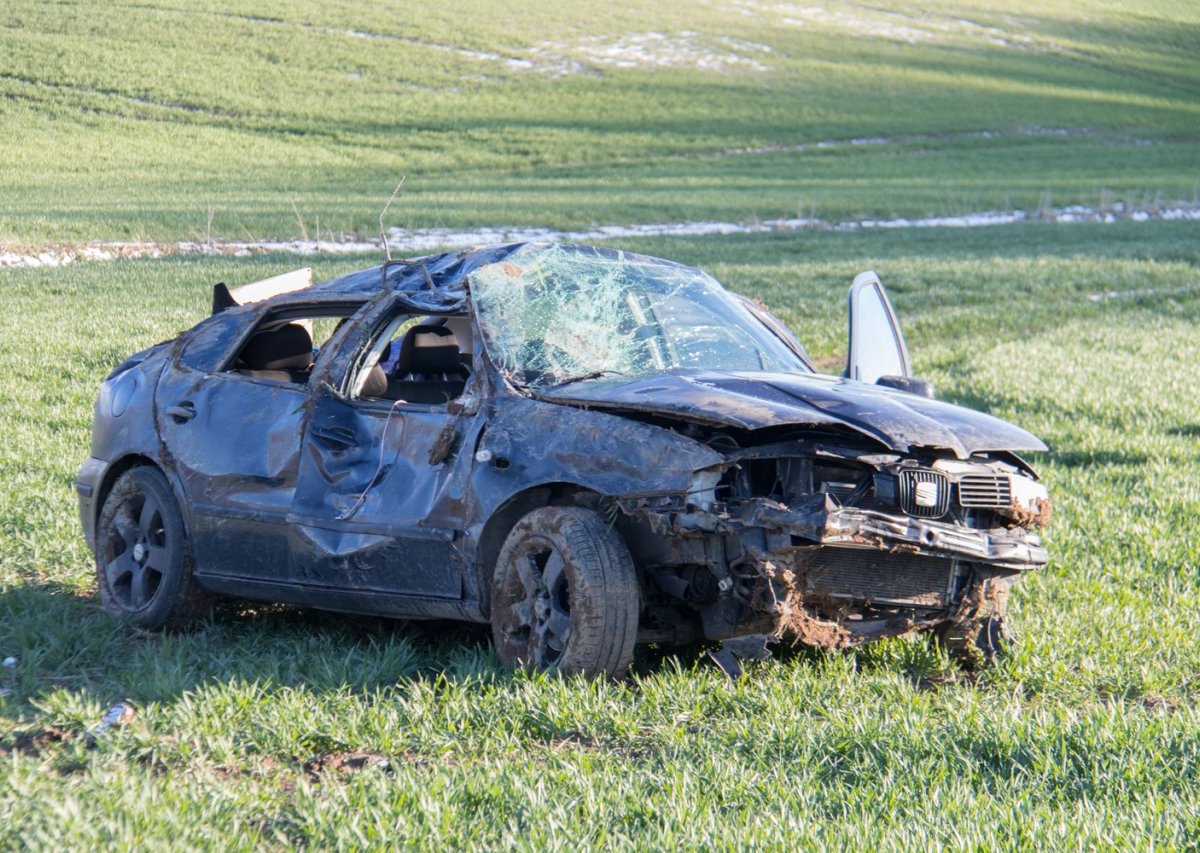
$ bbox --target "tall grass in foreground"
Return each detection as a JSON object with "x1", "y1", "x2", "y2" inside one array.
[{"x1": 1, "y1": 222, "x2": 1199, "y2": 846}]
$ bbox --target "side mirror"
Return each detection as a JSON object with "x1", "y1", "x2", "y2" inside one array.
[
  {"x1": 876, "y1": 374, "x2": 935, "y2": 398},
  {"x1": 845, "y1": 271, "x2": 911, "y2": 384}
]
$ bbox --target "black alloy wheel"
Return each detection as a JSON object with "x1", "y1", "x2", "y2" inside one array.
[
  {"x1": 96, "y1": 467, "x2": 209, "y2": 629},
  {"x1": 491, "y1": 506, "x2": 639, "y2": 678}
]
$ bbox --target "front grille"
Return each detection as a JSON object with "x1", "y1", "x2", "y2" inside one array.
[
  {"x1": 805, "y1": 548, "x2": 954, "y2": 608},
  {"x1": 897, "y1": 469, "x2": 950, "y2": 518},
  {"x1": 958, "y1": 474, "x2": 1012, "y2": 508}
]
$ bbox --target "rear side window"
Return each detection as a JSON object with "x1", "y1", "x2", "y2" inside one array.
[{"x1": 224, "y1": 305, "x2": 364, "y2": 386}]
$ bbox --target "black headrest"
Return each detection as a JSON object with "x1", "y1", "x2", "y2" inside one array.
[
  {"x1": 242, "y1": 323, "x2": 313, "y2": 371},
  {"x1": 396, "y1": 325, "x2": 460, "y2": 375}
]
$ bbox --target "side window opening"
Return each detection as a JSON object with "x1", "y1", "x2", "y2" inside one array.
[
  {"x1": 350, "y1": 313, "x2": 473, "y2": 405},
  {"x1": 226, "y1": 305, "x2": 362, "y2": 385}
]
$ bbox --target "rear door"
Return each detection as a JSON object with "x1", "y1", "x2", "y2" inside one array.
[
  {"x1": 156, "y1": 309, "x2": 306, "y2": 581},
  {"x1": 156, "y1": 300, "x2": 365, "y2": 582}
]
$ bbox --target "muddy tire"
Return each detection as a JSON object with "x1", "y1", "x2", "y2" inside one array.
[
  {"x1": 938, "y1": 572, "x2": 1014, "y2": 668},
  {"x1": 96, "y1": 467, "x2": 210, "y2": 630},
  {"x1": 939, "y1": 614, "x2": 1011, "y2": 668},
  {"x1": 491, "y1": 507, "x2": 638, "y2": 678}
]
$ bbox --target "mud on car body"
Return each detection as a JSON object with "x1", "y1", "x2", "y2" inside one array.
[{"x1": 77, "y1": 243, "x2": 1050, "y2": 677}]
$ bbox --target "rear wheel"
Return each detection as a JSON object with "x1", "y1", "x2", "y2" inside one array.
[
  {"x1": 96, "y1": 467, "x2": 210, "y2": 630},
  {"x1": 491, "y1": 507, "x2": 639, "y2": 678}
]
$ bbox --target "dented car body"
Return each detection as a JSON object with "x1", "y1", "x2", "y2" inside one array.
[{"x1": 77, "y1": 243, "x2": 1050, "y2": 677}]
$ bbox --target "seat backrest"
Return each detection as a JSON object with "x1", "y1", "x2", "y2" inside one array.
[
  {"x1": 239, "y1": 322, "x2": 313, "y2": 380},
  {"x1": 394, "y1": 325, "x2": 462, "y2": 379}
]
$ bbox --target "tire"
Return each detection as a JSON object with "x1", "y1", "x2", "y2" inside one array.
[
  {"x1": 490, "y1": 506, "x2": 639, "y2": 678},
  {"x1": 939, "y1": 614, "x2": 1011, "y2": 668},
  {"x1": 938, "y1": 573, "x2": 1014, "y2": 669},
  {"x1": 95, "y1": 467, "x2": 210, "y2": 630}
]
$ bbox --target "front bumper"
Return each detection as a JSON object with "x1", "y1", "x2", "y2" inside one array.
[
  {"x1": 623, "y1": 490, "x2": 1046, "y2": 650},
  {"x1": 739, "y1": 495, "x2": 1048, "y2": 571}
]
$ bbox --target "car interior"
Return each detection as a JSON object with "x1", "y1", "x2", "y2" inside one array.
[
  {"x1": 234, "y1": 321, "x2": 316, "y2": 384},
  {"x1": 223, "y1": 305, "x2": 474, "y2": 408},
  {"x1": 354, "y1": 314, "x2": 473, "y2": 405}
]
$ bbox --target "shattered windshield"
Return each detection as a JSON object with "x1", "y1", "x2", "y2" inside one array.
[{"x1": 470, "y1": 244, "x2": 811, "y2": 388}]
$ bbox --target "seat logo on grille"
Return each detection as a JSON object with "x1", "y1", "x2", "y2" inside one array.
[
  {"x1": 898, "y1": 468, "x2": 950, "y2": 517},
  {"x1": 914, "y1": 481, "x2": 939, "y2": 507}
]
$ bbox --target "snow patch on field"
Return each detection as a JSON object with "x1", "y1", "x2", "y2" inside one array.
[
  {"x1": 333, "y1": 28, "x2": 773, "y2": 77},
  {"x1": 731, "y1": 1, "x2": 1036, "y2": 50},
  {"x1": 533, "y1": 32, "x2": 773, "y2": 74},
  {"x1": 4, "y1": 204, "x2": 1198, "y2": 269},
  {"x1": 1088, "y1": 284, "x2": 1200, "y2": 303}
]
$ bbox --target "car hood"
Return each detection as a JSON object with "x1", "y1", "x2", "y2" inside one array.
[{"x1": 535, "y1": 371, "x2": 1047, "y2": 458}]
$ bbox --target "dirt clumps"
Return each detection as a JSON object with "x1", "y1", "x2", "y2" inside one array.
[
  {"x1": 1005, "y1": 496, "x2": 1053, "y2": 529},
  {"x1": 0, "y1": 726, "x2": 74, "y2": 757},
  {"x1": 303, "y1": 751, "x2": 393, "y2": 781}
]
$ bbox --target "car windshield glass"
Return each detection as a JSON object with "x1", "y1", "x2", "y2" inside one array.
[{"x1": 470, "y1": 244, "x2": 811, "y2": 388}]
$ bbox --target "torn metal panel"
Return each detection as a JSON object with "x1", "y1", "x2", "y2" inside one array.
[{"x1": 473, "y1": 397, "x2": 723, "y2": 497}]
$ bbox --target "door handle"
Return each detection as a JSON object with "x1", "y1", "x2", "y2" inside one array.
[
  {"x1": 166, "y1": 401, "x2": 196, "y2": 422},
  {"x1": 312, "y1": 425, "x2": 358, "y2": 448}
]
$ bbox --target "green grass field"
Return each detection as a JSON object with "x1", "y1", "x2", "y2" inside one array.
[
  {"x1": 3, "y1": 223, "x2": 1200, "y2": 846},
  {"x1": 1, "y1": 0, "x2": 1198, "y2": 244},
  {"x1": 3, "y1": 0, "x2": 1200, "y2": 847}
]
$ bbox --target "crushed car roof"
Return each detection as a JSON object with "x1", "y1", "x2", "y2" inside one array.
[{"x1": 311, "y1": 242, "x2": 700, "y2": 311}]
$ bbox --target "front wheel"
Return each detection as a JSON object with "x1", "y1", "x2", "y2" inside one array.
[
  {"x1": 96, "y1": 467, "x2": 210, "y2": 630},
  {"x1": 938, "y1": 573, "x2": 1013, "y2": 668},
  {"x1": 491, "y1": 506, "x2": 639, "y2": 678}
]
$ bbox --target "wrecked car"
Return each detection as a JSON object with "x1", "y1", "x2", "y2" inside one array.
[{"x1": 77, "y1": 242, "x2": 1050, "y2": 677}]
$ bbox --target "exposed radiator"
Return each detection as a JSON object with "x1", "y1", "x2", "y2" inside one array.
[{"x1": 804, "y1": 548, "x2": 954, "y2": 608}]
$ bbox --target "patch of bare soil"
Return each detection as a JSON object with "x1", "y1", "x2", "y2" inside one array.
[
  {"x1": 547, "y1": 731, "x2": 603, "y2": 752},
  {"x1": 302, "y1": 751, "x2": 393, "y2": 782},
  {"x1": 1142, "y1": 695, "x2": 1184, "y2": 715},
  {"x1": 0, "y1": 726, "x2": 75, "y2": 757}
]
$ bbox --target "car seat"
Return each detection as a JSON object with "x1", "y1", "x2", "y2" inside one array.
[
  {"x1": 388, "y1": 325, "x2": 469, "y2": 403},
  {"x1": 239, "y1": 322, "x2": 313, "y2": 383}
]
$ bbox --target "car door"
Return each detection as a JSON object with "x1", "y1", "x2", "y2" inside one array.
[
  {"x1": 155, "y1": 309, "x2": 309, "y2": 582},
  {"x1": 287, "y1": 303, "x2": 481, "y2": 599},
  {"x1": 845, "y1": 270, "x2": 912, "y2": 384}
]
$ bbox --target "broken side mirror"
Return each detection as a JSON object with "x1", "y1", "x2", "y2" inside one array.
[
  {"x1": 876, "y1": 374, "x2": 935, "y2": 398},
  {"x1": 846, "y1": 271, "x2": 912, "y2": 384}
]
